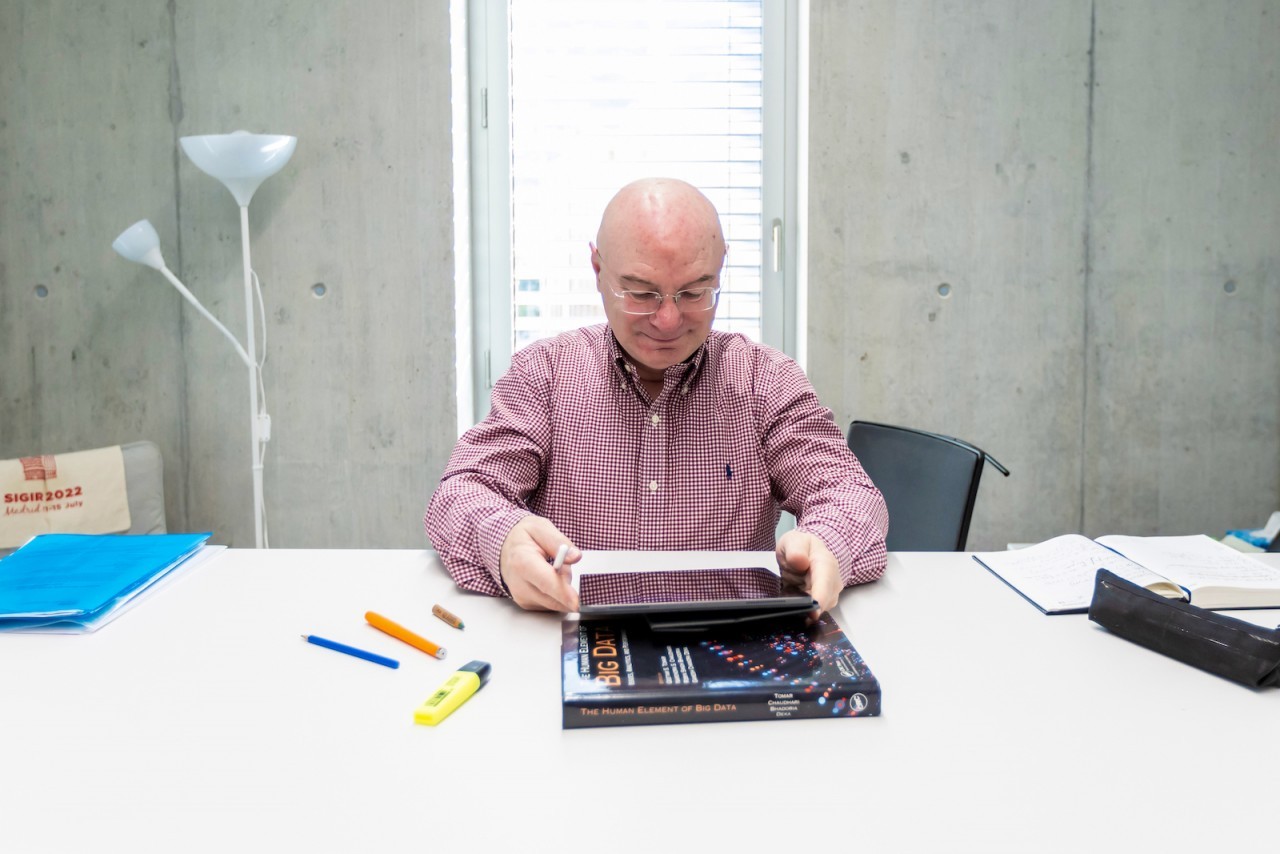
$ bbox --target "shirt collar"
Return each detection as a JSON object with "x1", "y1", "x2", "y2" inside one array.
[{"x1": 606, "y1": 328, "x2": 710, "y2": 394}]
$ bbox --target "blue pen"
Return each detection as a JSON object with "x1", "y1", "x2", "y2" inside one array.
[{"x1": 302, "y1": 634, "x2": 400, "y2": 669}]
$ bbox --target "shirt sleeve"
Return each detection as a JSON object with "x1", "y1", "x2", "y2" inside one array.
[
  {"x1": 424, "y1": 351, "x2": 553, "y2": 597},
  {"x1": 757, "y1": 354, "x2": 889, "y2": 587}
]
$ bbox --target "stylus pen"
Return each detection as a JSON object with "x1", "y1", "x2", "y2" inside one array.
[
  {"x1": 302, "y1": 634, "x2": 400, "y2": 669},
  {"x1": 552, "y1": 542, "x2": 570, "y2": 576},
  {"x1": 365, "y1": 611, "x2": 448, "y2": 660}
]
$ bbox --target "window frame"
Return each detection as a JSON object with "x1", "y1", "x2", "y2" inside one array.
[{"x1": 460, "y1": 0, "x2": 804, "y2": 427}]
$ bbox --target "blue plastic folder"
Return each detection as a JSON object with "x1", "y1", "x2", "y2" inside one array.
[{"x1": 0, "y1": 532, "x2": 212, "y2": 632}]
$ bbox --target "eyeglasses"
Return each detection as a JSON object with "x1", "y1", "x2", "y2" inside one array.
[
  {"x1": 591, "y1": 243, "x2": 722, "y2": 315},
  {"x1": 607, "y1": 283, "x2": 721, "y2": 316}
]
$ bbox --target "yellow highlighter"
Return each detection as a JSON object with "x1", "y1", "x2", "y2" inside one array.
[{"x1": 414, "y1": 660, "x2": 492, "y2": 726}]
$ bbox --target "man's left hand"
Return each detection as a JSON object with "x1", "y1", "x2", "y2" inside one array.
[{"x1": 776, "y1": 530, "x2": 842, "y2": 618}]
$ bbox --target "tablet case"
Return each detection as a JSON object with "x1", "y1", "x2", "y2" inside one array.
[
  {"x1": 1087, "y1": 569, "x2": 1280, "y2": 688},
  {"x1": 580, "y1": 596, "x2": 817, "y2": 632},
  {"x1": 577, "y1": 566, "x2": 816, "y2": 632}
]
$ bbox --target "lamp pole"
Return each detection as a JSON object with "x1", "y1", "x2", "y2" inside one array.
[
  {"x1": 114, "y1": 130, "x2": 294, "y2": 549},
  {"x1": 239, "y1": 205, "x2": 266, "y2": 549}
]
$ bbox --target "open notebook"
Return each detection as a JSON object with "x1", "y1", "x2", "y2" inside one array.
[{"x1": 973, "y1": 533, "x2": 1280, "y2": 614}]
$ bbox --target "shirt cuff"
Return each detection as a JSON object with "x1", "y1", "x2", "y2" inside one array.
[
  {"x1": 478, "y1": 507, "x2": 533, "y2": 594},
  {"x1": 799, "y1": 520, "x2": 887, "y2": 587}
]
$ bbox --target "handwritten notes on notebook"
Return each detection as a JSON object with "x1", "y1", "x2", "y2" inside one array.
[{"x1": 973, "y1": 534, "x2": 1280, "y2": 614}]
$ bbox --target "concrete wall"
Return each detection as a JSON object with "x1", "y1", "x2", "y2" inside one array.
[
  {"x1": 809, "y1": 0, "x2": 1280, "y2": 549},
  {"x1": 0, "y1": 1, "x2": 456, "y2": 548},
  {"x1": 4, "y1": 1, "x2": 1277, "y2": 553}
]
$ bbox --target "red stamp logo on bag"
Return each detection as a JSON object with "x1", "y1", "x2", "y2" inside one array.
[{"x1": 20, "y1": 455, "x2": 57, "y2": 481}]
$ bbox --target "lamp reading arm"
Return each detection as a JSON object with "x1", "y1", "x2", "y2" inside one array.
[{"x1": 155, "y1": 264, "x2": 254, "y2": 369}]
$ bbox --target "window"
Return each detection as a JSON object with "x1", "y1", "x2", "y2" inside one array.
[{"x1": 460, "y1": 0, "x2": 802, "y2": 425}]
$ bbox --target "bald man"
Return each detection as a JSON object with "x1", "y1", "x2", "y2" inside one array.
[{"x1": 426, "y1": 178, "x2": 887, "y2": 616}]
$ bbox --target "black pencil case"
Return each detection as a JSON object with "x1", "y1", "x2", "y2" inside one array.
[{"x1": 1087, "y1": 569, "x2": 1280, "y2": 688}]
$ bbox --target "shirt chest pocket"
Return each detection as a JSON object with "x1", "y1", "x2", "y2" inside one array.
[{"x1": 696, "y1": 445, "x2": 771, "y2": 541}]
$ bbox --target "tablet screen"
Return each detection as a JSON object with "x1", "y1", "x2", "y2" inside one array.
[
  {"x1": 577, "y1": 565, "x2": 816, "y2": 629},
  {"x1": 579, "y1": 565, "x2": 784, "y2": 607}
]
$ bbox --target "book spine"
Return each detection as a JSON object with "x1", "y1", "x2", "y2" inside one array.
[{"x1": 563, "y1": 685, "x2": 881, "y2": 729}]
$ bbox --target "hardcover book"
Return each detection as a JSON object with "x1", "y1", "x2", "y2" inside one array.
[{"x1": 561, "y1": 612, "x2": 881, "y2": 728}]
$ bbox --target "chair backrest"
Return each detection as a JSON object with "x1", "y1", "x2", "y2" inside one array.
[
  {"x1": 846, "y1": 421, "x2": 1008, "y2": 551},
  {"x1": 119, "y1": 440, "x2": 168, "y2": 535}
]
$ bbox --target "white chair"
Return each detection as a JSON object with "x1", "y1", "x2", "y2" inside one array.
[{"x1": 116, "y1": 440, "x2": 168, "y2": 535}]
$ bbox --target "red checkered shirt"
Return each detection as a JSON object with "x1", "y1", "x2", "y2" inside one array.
[{"x1": 425, "y1": 325, "x2": 888, "y2": 597}]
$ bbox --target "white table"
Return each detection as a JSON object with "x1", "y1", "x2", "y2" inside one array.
[{"x1": 2, "y1": 548, "x2": 1276, "y2": 853}]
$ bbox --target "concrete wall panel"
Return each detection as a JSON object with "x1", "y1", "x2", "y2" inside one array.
[
  {"x1": 810, "y1": 0, "x2": 1279, "y2": 549},
  {"x1": 0, "y1": 1, "x2": 188, "y2": 527},
  {"x1": 1086, "y1": 0, "x2": 1280, "y2": 536},
  {"x1": 1, "y1": 1, "x2": 455, "y2": 549},
  {"x1": 171, "y1": 1, "x2": 455, "y2": 547},
  {"x1": 810, "y1": 1, "x2": 1093, "y2": 548}
]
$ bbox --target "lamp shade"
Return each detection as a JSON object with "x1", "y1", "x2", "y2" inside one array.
[
  {"x1": 112, "y1": 219, "x2": 168, "y2": 270},
  {"x1": 179, "y1": 131, "x2": 297, "y2": 206}
]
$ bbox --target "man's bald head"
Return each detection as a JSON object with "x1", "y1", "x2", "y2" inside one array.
[
  {"x1": 590, "y1": 179, "x2": 727, "y2": 391},
  {"x1": 595, "y1": 178, "x2": 726, "y2": 273}
]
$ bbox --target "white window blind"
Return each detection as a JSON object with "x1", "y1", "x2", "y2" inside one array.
[{"x1": 507, "y1": 0, "x2": 766, "y2": 351}]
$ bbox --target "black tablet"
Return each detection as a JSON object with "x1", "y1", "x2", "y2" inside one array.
[{"x1": 577, "y1": 565, "x2": 816, "y2": 631}]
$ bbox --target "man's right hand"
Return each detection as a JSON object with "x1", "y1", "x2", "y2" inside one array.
[{"x1": 498, "y1": 516, "x2": 581, "y2": 611}]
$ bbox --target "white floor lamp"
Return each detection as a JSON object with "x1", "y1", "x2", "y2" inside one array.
[{"x1": 113, "y1": 131, "x2": 296, "y2": 549}]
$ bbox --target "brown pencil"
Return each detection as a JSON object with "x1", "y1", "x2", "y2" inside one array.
[{"x1": 432, "y1": 603, "x2": 465, "y2": 630}]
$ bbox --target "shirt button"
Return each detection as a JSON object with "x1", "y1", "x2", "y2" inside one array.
[
  {"x1": 650, "y1": 414, "x2": 660, "y2": 425},
  {"x1": 648, "y1": 480, "x2": 658, "y2": 492}
]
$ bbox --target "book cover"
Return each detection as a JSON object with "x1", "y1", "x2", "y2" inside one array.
[{"x1": 561, "y1": 612, "x2": 881, "y2": 728}]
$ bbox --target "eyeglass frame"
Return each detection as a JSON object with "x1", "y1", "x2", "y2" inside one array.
[{"x1": 590, "y1": 242, "x2": 722, "y2": 316}]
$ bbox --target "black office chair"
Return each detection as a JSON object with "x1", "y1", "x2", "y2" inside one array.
[{"x1": 846, "y1": 421, "x2": 1009, "y2": 551}]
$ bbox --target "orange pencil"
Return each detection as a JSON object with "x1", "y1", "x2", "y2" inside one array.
[{"x1": 365, "y1": 611, "x2": 448, "y2": 660}]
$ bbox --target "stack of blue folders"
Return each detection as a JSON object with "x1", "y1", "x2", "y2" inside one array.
[{"x1": 0, "y1": 532, "x2": 215, "y2": 633}]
